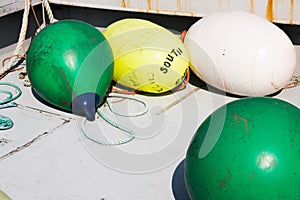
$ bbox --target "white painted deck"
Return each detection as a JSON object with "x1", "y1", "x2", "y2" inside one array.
[{"x1": 0, "y1": 36, "x2": 300, "y2": 200}]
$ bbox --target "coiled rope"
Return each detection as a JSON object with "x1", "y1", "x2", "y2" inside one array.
[
  {"x1": 0, "y1": 82, "x2": 22, "y2": 130},
  {"x1": 80, "y1": 93, "x2": 149, "y2": 145},
  {"x1": 80, "y1": 67, "x2": 190, "y2": 145}
]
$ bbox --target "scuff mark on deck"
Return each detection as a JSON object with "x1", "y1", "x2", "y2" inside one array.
[
  {"x1": 0, "y1": 118, "x2": 71, "y2": 161},
  {"x1": 17, "y1": 104, "x2": 73, "y2": 121},
  {"x1": 0, "y1": 138, "x2": 11, "y2": 146}
]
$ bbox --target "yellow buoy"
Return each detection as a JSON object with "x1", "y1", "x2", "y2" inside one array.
[{"x1": 103, "y1": 18, "x2": 189, "y2": 93}]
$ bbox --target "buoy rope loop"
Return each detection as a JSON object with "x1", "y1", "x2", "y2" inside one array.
[
  {"x1": 80, "y1": 110, "x2": 135, "y2": 146},
  {"x1": 106, "y1": 93, "x2": 149, "y2": 117},
  {"x1": 80, "y1": 93, "x2": 149, "y2": 145}
]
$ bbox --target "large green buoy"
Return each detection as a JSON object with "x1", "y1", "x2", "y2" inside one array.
[
  {"x1": 26, "y1": 20, "x2": 114, "y2": 121},
  {"x1": 185, "y1": 97, "x2": 300, "y2": 199}
]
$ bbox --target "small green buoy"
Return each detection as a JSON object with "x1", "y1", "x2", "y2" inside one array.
[
  {"x1": 26, "y1": 20, "x2": 114, "y2": 121},
  {"x1": 185, "y1": 97, "x2": 300, "y2": 199}
]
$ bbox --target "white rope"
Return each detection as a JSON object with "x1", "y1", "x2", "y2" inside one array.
[
  {"x1": 23, "y1": 75, "x2": 31, "y2": 87},
  {"x1": 42, "y1": 0, "x2": 55, "y2": 23},
  {"x1": 285, "y1": 75, "x2": 300, "y2": 88},
  {"x1": 12, "y1": 0, "x2": 30, "y2": 62},
  {"x1": 0, "y1": 0, "x2": 55, "y2": 87},
  {"x1": 23, "y1": 0, "x2": 55, "y2": 87},
  {"x1": 0, "y1": 0, "x2": 30, "y2": 78},
  {"x1": 23, "y1": 0, "x2": 56, "y2": 87},
  {"x1": 42, "y1": 2, "x2": 46, "y2": 25}
]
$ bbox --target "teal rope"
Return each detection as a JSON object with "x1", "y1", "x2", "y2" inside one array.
[
  {"x1": 106, "y1": 93, "x2": 149, "y2": 117},
  {"x1": 0, "y1": 82, "x2": 22, "y2": 130},
  {"x1": 81, "y1": 94, "x2": 149, "y2": 145},
  {"x1": 81, "y1": 110, "x2": 135, "y2": 145},
  {"x1": 0, "y1": 82, "x2": 21, "y2": 104},
  {"x1": 0, "y1": 115, "x2": 14, "y2": 130}
]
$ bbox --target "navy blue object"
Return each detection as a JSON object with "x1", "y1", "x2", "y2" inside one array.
[
  {"x1": 172, "y1": 159, "x2": 191, "y2": 200},
  {"x1": 72, "y1": 92, "x2": 100, "y2": 121}
]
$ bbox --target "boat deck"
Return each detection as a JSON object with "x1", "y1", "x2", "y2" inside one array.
[{"x1": 1, "y1": 6, "x2": 300, "y2": 200}]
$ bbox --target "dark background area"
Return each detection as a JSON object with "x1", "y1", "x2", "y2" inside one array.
[{"x1": 1, "y1": 3, "x2": 300, "y2": 49}]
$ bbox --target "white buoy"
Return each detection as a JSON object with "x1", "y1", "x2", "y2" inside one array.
[{"x1": 184, "y1": 11, "x2": 296, "y2": 96}]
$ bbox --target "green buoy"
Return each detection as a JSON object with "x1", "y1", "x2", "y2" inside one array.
[
  {"x1": 185, "y1": 97, "x2": 300, "y2": 199},
  {"x1": 26, "y1": 20, "x2": 114, "y2": 121}
]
